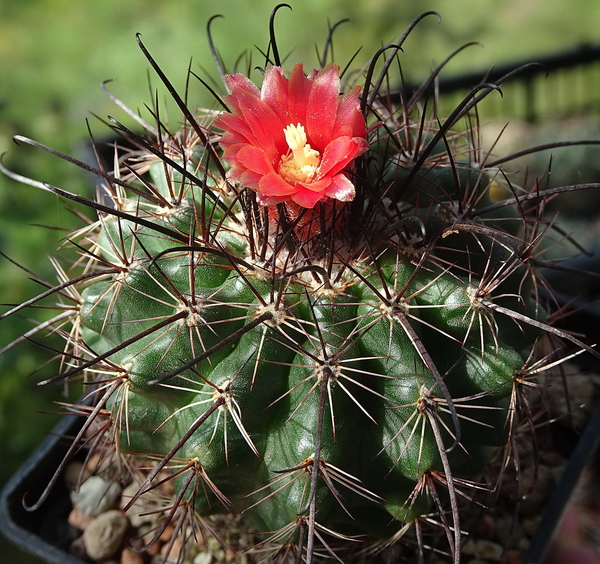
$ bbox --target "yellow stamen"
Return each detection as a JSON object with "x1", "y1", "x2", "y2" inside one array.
[{"x1": 279, "y1": 123, "x2": 320, "y2": 183}]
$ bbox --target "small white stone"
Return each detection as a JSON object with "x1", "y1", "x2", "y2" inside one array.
[
  {"x1": 150, "y1": 556, "x2": 178, "y2": 564},
  {"x1": 522, "y1": 515, "x2": 542, "y2": 537},
  {"x1": 494, "y1": 516, "x2": 526, "y2": 548},
  {"x1": 461, "y1": 539, "x2": 476, "y2": 555},
  {"x1": 473, "y1": 539, "x2": 504, "y2": 561},
  {"x1": 71, "y1": 475, "x2": 122, "y2": 518},
  {"x1": 193, "y1": 552, "x2": 213, "y2": 564},
  {"x1": 83, "y1": 509, "x2": 129, "y2": 561},
  {"x1": 519, "y1": 465, "x2": 555, "y2": 517},
  {"x1": 63, "y1": 461, "x2": 85, "y2": 490},
  {"x1": 120, "y1": 481, "x2": 155, "y2": 529}
]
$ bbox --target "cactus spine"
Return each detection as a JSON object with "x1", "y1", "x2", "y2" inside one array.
[{"x1": 2, "y1": 9, "x2": 598, "y2": 564}]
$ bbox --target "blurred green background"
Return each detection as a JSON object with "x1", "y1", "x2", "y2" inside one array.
[{"x1": 2, "y1": 0, "x2": 600, "y2": 562}]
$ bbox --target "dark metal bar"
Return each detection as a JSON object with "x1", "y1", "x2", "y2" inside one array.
[
  {"x1": 434, "y1": 42, "x2": 600, "y2": 94},
  {"x1": 395, "y1": 41, "x2": 600, "y2": 122}
]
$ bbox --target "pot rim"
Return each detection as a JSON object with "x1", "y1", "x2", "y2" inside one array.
[{"x1": 0, "y1": 411, "x2": 87, "y2": 564}]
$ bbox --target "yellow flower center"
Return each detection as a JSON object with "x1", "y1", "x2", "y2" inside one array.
[{"x1": 279, "y1": 123, "x2": 321, "y2": 183}]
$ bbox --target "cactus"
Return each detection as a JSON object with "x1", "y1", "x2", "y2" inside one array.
[{"x1": 2, "y1": 8, "x2": 599, "y2": 564}]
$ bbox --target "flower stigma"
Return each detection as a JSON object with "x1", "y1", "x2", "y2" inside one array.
[{"x1": 279, "y1": 123, "x2": 321, "y2": 184}]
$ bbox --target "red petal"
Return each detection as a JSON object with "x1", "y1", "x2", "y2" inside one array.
[
  {"x1": 220, "y1": 76, "x2": 288, "y2": 159},
  {"x1": 334, "y1": 86, "x2": 367, "y2": 139},
  {"x1": 258, "y1": 172, "x2": 296, "y2": 197},
  {"x1": 235, "y1": 145, "x2": 275, "y2": 175},
  {"x1": 256, "y1": 194, "x2": 286, "y2": 206},
  {"x1": 287, "y1": 64, "x2": 312, "y2": 126},
  {"x1": 222, "y1": 142, "x2": 245, "y2": 164},
  {"x1": 324, "y1": 173, "x2": 355, "y2": 202},
  {"x1": 224, "y1": 73, "x2": 261, "y2": 99},
  {"x1": 261, "y1": 66, "x2": 290, "y2": 124},
  {"x1": 350, "y1": 106, "x2": 368, "y2": 141},
  {"x1": 236, "y1": 92, "x2": 287, "y2": 159},
  {"x1": 222, "y1": 74, "x2": 262, "y2": 118},
  {"x1": 221, "y1": 144, "x2": 263, "y2": 189},
  {"x1": 222, "y1": 143, "x2": 247, "y2": 179},
  {"x1": 305, "y1": 64, "x2": 341, "y2": 152},
  {"x1": 318, "y1": 136, "x2": 368, "y2": 178},
  {"x1": 299, "y1": 177, "x2": 331, "y2": 193},
  {"x1": 292, "y1": 184, "x2": 330, "y2": 208},
  {"x1": 238, "y1": 169, "x2": 263, "y2": 190},
  {"x1": 215, "y1": 113, "x2": 256, "y2": 146}
]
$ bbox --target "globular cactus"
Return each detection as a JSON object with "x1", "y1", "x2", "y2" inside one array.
[{"x1": 3, "y1": 8, "x2": 598, "y2": 564}]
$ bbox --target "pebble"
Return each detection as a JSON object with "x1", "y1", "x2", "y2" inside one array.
[
  {"x1": 159, "y1": 523, "x2": 176, "y2": 543},
  {"x1": 519, "y1": 465, "x2": 555, "y2": 517},
  {"x1": 63, "y1": 461, "x2": 86, "y2": 490},
  {"x1": 151, "y1": 556, "x2": 178, "y2": 564},
  {"x1": 472, "y1": 540, "x2": 504, "y2": 561},
  {"x1": 83, "y1": 509, "x2": 129, "y2": 561},
  {"x1": 161, "y1": 533, "x2": 184, "y2": 560},
  {"x1": 463, "y1": 538, "x2": 505, "y2": 561},
  {"x1": 462, "y1": 539, "x2": 477, "y2": 555},
  {"x1": 120, "y1": 481, "x2": 155, "y2": 528},
  {"x1": 140, "y1": 528, "x2": 163, "y2": 557},
  {"x1": 121, "y1": 547, "x2": 146, "y2": 564},
  {"x1": 69, "y1": 534, "x2": 88, "y2": 561},
  {"x1": 68, "y1": 505, "x2": 92, "y2": 531},
  {"x1": 503, "y1": 549, "x2": 525, "y2": 564},
  {"x1": 193, "y1": 553, "x2": 213, "y2": 564},
  {"x1": 158, "y1": 471, "x2": 176, "y2": 497},
  {"x1": 494, "y1": 516, "x2": 526, "y2": 548},
  {"x1": 478, "y1": 513, "x2": 496, "y2": 538},
  {"x1": 72, "y1": 475, "x2": 123, "y2": 517},
  {"x1": 546, "y1": 371, "x2": 597, "y2": 431},
  {"x1": 522, "y1": 515, "x2": 542, "y2": 537}
]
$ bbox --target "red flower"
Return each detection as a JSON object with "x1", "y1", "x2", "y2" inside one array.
[{"x1": 214, "y1": 64, "x2": 368, "y2": 208}]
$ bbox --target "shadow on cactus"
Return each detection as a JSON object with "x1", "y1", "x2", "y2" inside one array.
[{"x1": 2, "y1": 6, "x2": 600, "y2": 564}]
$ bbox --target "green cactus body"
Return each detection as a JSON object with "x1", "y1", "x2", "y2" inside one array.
[{"x1": 73, "y1": 147, "x2": 538, "y2": 545}]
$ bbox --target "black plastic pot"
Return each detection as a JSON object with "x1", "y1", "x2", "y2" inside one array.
[
  {"x1": 525, "y1": 405, "x2": 600, "y2": 563},
  {"x1": 0, "y1": 412, "x2": 87, "y2": 564}
]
